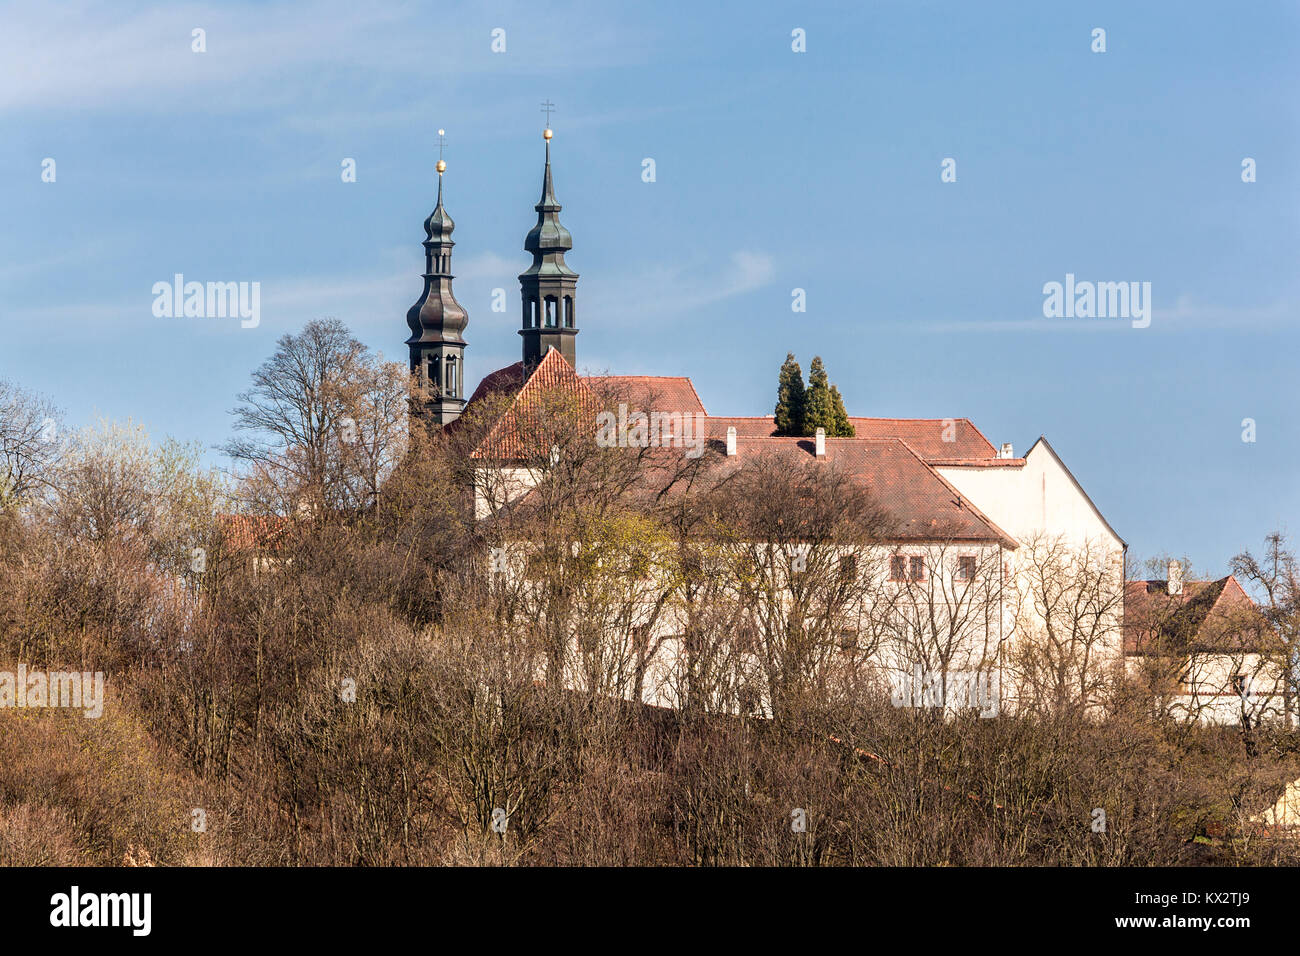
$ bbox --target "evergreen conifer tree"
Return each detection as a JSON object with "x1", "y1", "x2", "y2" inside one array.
[
  {"x1": 804, "y1": 356, "x2": 834, "y2": 435},
  {"x1": 829, "y1": 384, "x2": 854, "y2": 437},
  {"x1": 774, "y1": 353, "x2": 805, "y2": 436}
]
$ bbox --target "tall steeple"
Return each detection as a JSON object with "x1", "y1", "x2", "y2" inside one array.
[
  {"x1": 406, "y1": 130, "x2": 468, "y2": 426},
  {"x1": 519, "y1": 113, "x2": 579, "y2": 374}
]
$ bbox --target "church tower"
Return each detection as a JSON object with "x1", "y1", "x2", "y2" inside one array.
[
  {"x1": 519, "y1": 125, "x2": 579, "y2": 373},
  {"x1": 406, "y1": 132, "x2": 468, "y2": 426}
]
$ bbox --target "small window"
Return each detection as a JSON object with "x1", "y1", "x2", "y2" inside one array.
[
  {"x1": 528, "y1": 299, "x2": 538, "y2": 328},
  {"x1": 563, "y1": 295, "x2": 574, "y2": 328},
  {"x1": 891, "y1": 555, "x2": 907, "y2": 581},
  {"x1": 735, "y1": 623, "x2": 759, "y2": 655},
  {"x1": 955, "y1": 556, "x2": 976, "y2": 581},
  {"x1": 838, "y1": 629, "x2": 857, "y2": 651},
  {"x1": 909, "y1": 556, "x2": 925, "y2": 582},
  {"x1": 838, "y1": 555, "x2": 857, "y2": 583},
  {"x1": 632, "y1": 624, "x2": 650, "y2": 654},
  {"x1": 545, "y1": 297, "x2": 557, "y2": 328}
]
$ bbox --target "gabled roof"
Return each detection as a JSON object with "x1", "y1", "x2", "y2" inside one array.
[
  {"x1": 500, "y1": 431, "x2": 1017, "y2": 548},
  {"x1": 470, "y1": 348, "x2": 601, "y2": 461},
  {"x1": 849, "y1": 418, "x2": 996, "y2": 459},
  {"x1": 462, "y1": 362, "x2": 1002, "y2": 463},
  {"x1": 1124, "y1": 575, "x2": 1265, "y2": 655},
  {"x1": 462, "y1": 356, "x2": 1018, "y2": 546},
  {"x1": 584, "y1": 375, "x2": 706, "y2": 415},
  {"x1": 1024, "y1": 436, "x2": 1126, "y2": 549},
  {"x1": 217, "y1": 514, "x2": 292, "y2": 552},
  {"x1": 464, "y1": 360, "x2": 526, "y2": 406},
  {"x1": 699, "y1": 415, "x2": 996, "y2": 459},
  {"x1": 718, "y1": 436, "x2": 1016, "y2": 547}
]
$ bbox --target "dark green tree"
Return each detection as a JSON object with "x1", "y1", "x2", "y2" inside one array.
[
  {"x1": 803, "y1": 356, "x2": 835, "y2": 435},
  {"x1": 774, "y1": 353, "x2": 805, "y2": 436},
  {"x1": 829, "y1": 384, "x2": 854, "y2": 437}
]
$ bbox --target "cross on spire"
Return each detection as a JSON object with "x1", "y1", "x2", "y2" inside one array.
[{"x1": 540, "y1": 100, "x2": 556, "y2": 128}]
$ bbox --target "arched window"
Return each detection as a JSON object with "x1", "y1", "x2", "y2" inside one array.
[
  {"x1": 444, "y1": 356, "x2": 457, "y2": 396},
  {"x1": 528, "y1": 299, "x2": 538, "y2": 328},
  {"x1": 563, "y1": 296, "x2": 574, "y2": 328},
  {"x1": 545, "y1": 297, "x2": 557, "y2": 328},
  {"x1": 426, "y1": 354, "x2": 440, "y2": 389}
]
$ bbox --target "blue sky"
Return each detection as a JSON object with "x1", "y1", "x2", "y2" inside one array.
[{"x1": 2, "y1": 0, "x2": 1297, "y2": 574}]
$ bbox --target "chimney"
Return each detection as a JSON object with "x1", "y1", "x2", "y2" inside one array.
[
  {"x1": 725, "y1": 426, "x2": 737, "y2": 457},
  {"x1": 815, "y1": 427, "x2": 826, "y2": 458},
  {"x1": 999, "y1": 442, "x2": 1014, "y2": 459},
  {"x1": 1168, "y1": 560, "x2": 1183, "y2": 596}
]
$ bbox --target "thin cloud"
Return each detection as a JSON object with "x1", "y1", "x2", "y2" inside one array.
[
  {"x1": 903, "y1": 296, "x2": 1296, "y2": 334},
  {"x1": 584, "y1": 250, "x2": 776, "y2": 326},
  {"x1": 0, "y1": 0, "x2": 654, "y2": 114}
]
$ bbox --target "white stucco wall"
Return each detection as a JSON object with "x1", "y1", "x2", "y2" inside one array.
[{"x1": 935, "y1": 439, "x2": 1122, "y2": 550}]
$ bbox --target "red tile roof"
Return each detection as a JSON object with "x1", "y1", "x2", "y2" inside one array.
[
  {"x1": 697, "y1": 415, "x2": 997, "y2": 459},
  {"x1": 584, "y1": 375, "x2": 706, "y2": 415},
  {"x1": 217, "y1": 514, "x2": 292, "y2": 551},
  {"x1": 470, "y1": 348, "x2": 602, "y2": 460},
  {"x1": 500, "y1": 432, "x2": 1016, "y2": 547},
  {"x1": 1124, "y1": 575, "x2": 1265, "y2": 655},
  {"x1": 464, "y1": 360, "x2": 999, "y2": 460},
  {"x1": 464, "y1": 355, "x2": 1012, "y2": 544},
  {"x1": 850, "y1": 418, "x2": 996, "y2": 459},
  {"x1": 717, "y1": 436, "x2": 1016, "y2": 546},
  {"x1": 465, "y1": 360, "x2": 526, "y2": 406}
]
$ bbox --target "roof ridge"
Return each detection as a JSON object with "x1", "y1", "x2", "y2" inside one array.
[
  {"x1": 891, "y1": 438, "x2": 1020, "y2": 550},
  {"x1": 471, "y1": 348, "x2": 599, "y2": 460}
]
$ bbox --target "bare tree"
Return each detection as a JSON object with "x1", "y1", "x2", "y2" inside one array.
[
  {"x1": 0, "y1": 379, "x2": 60, "y2": 511},
  {"x1": 1008, "y1": 534, "x2": 1125, "y2": 717},
  {"x1": 885, "y1": 540, "x2": 1007, "y2": 717},
  {"x1": 1232, "y1": 533, "x2": 1300, "y2": 728},
  {"x1": 224, "y1": 319, "x2": 408, "y2": 515},
  {"x1": 702, "y1": 453, "x2": 896, "y2": 723}
]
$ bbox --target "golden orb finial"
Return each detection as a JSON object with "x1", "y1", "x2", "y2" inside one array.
[
  {"x1": 543, "y1": 128, "x2": 553, "y2": 140},
  {"x1": 436, "y1": 159, "x2": 446, "y2": 174}
]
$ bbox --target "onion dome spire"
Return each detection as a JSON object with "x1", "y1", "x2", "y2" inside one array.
[
  {"x1": 519, "y1": 107, "x2": 579, "y2": 372},
  {"x1": 406, "y1": 129, "x2": 468, "y2": 426}
]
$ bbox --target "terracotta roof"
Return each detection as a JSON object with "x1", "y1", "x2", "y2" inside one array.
[
  {"x1": 503, "y1": 433, "x2": 1017, "y2": 547},
  {"x1": 465, "y1": 360, "x2": 526, "y2": 406},
  {"x1": 742, "y1": 437, "x2": 1016, "y2": 546},
  {"x1": 703, "y1": 416, "x2": 781, "y2": 438},
  {"x1": 697, "y1": 415, "x2": 996, "y2": 459},
  {"x1": 463, "y1": 357, "x2": 1014, "y2": 544},
  {"x1": 1124, "y1": 575, "x2": 1265, "y2": 655},
  {"x1": 463, "y1": 362, "x2": 1000, "y2": 462},
  {"x1": 470, "y1": 348, "x2": 602, "y2": 460},
  {"x1": 217, "y1": 514, "x2": 292, "y2": 551},
  {"x1": 584, "y1": 375, "x2": 706, "y2": 415},
  {"x1": 850, "y1": 418, "x2": 996, "y2": 459}
]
